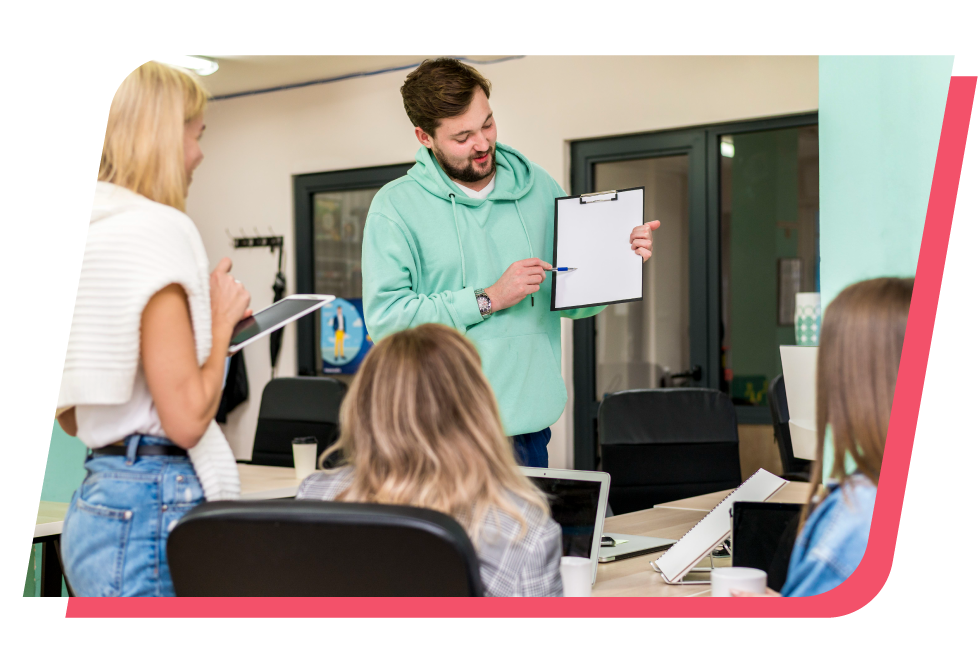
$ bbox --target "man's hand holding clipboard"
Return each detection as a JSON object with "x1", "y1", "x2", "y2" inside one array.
[{"x1": 629, "y1": 219, "x2": 661, "y2": 261}]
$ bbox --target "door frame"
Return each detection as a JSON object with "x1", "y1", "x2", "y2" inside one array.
[
  {"x1": 293, "y1": 163, "x2": 412, "y2": 376},
  {"x1": 570, "y1": 112, "x2": 818, "y2": 470}
]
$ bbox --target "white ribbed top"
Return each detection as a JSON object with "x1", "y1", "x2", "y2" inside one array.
[{"x1": 59, "y1": 182, "x2": 239, "y2": 500}]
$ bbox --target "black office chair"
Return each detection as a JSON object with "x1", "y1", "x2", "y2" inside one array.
[
  {"x1": 167, "y1": 500, "x2": 484, "y2": 597},
  {"x1": 767, "y1": 375, "x2": 812, "y2": 483},
  {"x1": 598, "y1": 388, "x2": 743, "y2": 514},
  {"x1": 248, "y1": 377, "x2": 347, "y2": 467}
]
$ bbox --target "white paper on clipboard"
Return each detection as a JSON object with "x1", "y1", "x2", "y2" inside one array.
[{"x1": 551, "y1": 187, "x2": 644, "y2": 311}]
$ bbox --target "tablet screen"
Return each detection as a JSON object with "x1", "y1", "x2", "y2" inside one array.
[
  {"x1": 230, "y1": 298, "x2": 324, "y2": 349},
  {"x1": 731, "y1": 502, "x2": 801, "y2": 592}
]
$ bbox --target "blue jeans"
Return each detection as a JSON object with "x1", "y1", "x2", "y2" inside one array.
[
  {"x1": 60, "y1": 435, "x2": 203, "y2": 597},
  {"x1": 511, "y1": 427, "x2": 551, "y2": 468}
]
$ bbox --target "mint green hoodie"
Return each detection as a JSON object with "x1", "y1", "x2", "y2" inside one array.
[{"x1": 362, "y1": 143, "x2": 603, "y2": 436}]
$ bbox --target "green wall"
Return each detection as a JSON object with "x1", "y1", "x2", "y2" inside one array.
[
  {"x1": 25, "y1": 422, "x2": 87, "y2": 597},
  {"x1": 730, "y1": 128, "x2": 801, "y2": 402},
  {"x1": 39, "y1": 421, "x2": 88, "y2": 502},
  {"x1": 818, "y1": 55, "x2": 953, "y2": 306}
]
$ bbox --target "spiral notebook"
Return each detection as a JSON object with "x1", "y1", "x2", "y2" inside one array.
[{"x1": 651, "y1": 469, "x2": 788, "y2": 584}]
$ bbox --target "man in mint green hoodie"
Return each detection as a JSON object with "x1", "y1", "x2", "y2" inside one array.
[{"x1": 362, "y1": 58, "x2": 658, "y2": 467}]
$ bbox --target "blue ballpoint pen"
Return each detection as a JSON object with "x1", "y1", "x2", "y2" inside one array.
[{"x1": 550, "y1": 267, "x2": 577, "y2": 272}]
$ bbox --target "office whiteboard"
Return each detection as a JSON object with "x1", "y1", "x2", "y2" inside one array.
[{"x1": 551, "y1": 187, "x2": 644, "y2": 311}]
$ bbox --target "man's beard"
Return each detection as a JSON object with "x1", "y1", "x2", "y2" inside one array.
[{"x1": 433, "y1": 143, "x2": 496, "y2": 183}]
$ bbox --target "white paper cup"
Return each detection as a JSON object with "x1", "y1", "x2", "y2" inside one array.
[
  {"x1": 560, "y1": 556, "x2": 592, "y2": 597},
  {"x1": 711, "y1": 567, "x2": 767, "y2": 597},
  {"x1": 292, "y1": 441, "x2": 318, "y2": 480}
]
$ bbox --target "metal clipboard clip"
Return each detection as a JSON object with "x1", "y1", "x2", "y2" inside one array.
[{"x1": 579, "y1": 190, "x2": 618, "y2": 204}]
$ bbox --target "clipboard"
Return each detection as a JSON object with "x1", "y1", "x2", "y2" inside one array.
[{"x1": 550, "y1": 187, "x2": 645, "y2": 311}]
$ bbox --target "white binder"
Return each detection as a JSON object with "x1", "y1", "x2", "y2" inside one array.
[
  {"x1": 651, "y1": 469, "x2": 789, "y2": 584},
  {"x1": 551, "y1": 187, "x2": 645, "y2": 311}
]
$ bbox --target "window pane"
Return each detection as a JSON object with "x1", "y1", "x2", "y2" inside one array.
[
  {"x1": 593, "y1": 155, "x2": 690, "y2": 400},
  {"x1": 312, "y1": 188, "x2": 380, "y2": 299},
  {"x1": 720, "y1": 125, "x2": 819, "y2": 406}
]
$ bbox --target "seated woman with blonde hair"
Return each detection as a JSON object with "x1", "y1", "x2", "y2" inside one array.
[
  {"x1": 296, "y1": 323, "x2": 563, "y2": 597},
  {"x1": 734, "y1": 277, "x2": 913, "y2": 597}
]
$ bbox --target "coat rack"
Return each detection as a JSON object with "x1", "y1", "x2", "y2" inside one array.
[{"x1": 227, "y1": 228, "x2": 283, "y2": 253}]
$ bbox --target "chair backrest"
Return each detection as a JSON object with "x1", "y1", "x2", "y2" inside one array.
[
  {"x1": 251, "y1": 377, "x2": 347, "y2": 467},
  {"x1": 767, "y1": 375, "x2": 810, "y2": 480},
  {"x1": 167, "y1": 500, "x2": 484, "y2": 597},
  {"x1": 597, "y1": 388, "x2": 742, "y2": 514},
  {"x1": 769, "y1": 374, "x2": 791, "y2": 426}
]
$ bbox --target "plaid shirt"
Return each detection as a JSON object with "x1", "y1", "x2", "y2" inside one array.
[{"x1": 297, "y1": 467, "x2": 564, "y2": 597}]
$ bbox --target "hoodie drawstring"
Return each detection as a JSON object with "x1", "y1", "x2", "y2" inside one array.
[
  {"x1": 450, "y1": 194, "x2": 538, "y2": 307},
  {"x1": 514, "y1": 200, "x2": 537, "y2": 307},
  {"x1": 449, "y1": 193, "x2": 467, "y2": 289}
]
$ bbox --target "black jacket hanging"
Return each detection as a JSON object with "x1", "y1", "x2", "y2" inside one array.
[
  {"x1": 270, "y1": 264, "x2": 286, "y2": 375},
  {"x1": 216, "y1": 350, "x2": 249, "y2": 423}
]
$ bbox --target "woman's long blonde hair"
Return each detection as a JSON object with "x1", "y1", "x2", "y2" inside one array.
[
  {"x1": 802, "y1": 277, "x2": 914, "y2": 524},
  {"x1": 99, "y1": 61, "x2": 208, "y2": 212},
  {"x1": 320, "y1": 323, "x2": 551, "y2": 541}
]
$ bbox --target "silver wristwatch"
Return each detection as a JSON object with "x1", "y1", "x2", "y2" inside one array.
[{"x1": 475, "y1": 289, "x2": 492, "y2": 319}]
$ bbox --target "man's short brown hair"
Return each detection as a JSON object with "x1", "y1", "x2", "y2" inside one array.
[{"x1": 400, "y1": 58, "x2": 492, "y2": 137}]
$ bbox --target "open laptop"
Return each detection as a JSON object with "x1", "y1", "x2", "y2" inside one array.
[{"x1": 521, "y1": 467, "x2": 609, "y2": 584}]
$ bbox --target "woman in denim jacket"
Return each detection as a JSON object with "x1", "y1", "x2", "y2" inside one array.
[{"x1": 735, "y1": 277, "x2": 912, "y2": 598}]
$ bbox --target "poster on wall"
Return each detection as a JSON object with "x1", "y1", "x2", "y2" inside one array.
[{"x1": 321, "y1": 298, "x2": 373, "y2": 375}]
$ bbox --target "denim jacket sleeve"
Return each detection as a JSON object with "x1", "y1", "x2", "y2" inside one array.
[{"x1": 781, "y1": 477, "x2": 877, "y2": 597}]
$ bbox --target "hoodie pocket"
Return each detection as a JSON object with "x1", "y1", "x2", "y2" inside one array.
[{"x1": 475, "y1": 332, "x2": 567, "y2": 436}]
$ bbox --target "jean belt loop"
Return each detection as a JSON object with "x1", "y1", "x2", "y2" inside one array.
[{"x1": 125, "y1": 434, "x2": 142, "y2": 466}]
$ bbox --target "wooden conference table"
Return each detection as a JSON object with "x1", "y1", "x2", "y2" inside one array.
[
  {"x1": 592, "y1": 481, "x2": 809, "y2": 597},
  {"x1": 33, "y1": 467, "x2": 809, "y2": 598}
]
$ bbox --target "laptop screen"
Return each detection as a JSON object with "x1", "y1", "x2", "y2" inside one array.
[
  {"x1": 731, "y1": 501, "x2": 802, "y2": 592},
  {"x1": 527, "y1": 476, "x2": 602, "y2": 559}
]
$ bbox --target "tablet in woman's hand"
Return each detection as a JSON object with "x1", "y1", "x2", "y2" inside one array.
[{"x1": 229, "y1": 295, "x2": 334, "y2": 353}]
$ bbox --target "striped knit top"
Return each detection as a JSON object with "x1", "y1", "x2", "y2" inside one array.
[{"x1": 58, "y1": 182, "x2": 239, "y2": 500}]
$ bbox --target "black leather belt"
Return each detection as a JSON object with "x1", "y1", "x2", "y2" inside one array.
[{"x1": 91, "y1": 444, "x2": 188, "y2": 458}]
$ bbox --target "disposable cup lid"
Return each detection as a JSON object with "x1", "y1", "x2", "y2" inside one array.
[{"x1": 292, "y1": 436, "x2": 317, "y2": 445}]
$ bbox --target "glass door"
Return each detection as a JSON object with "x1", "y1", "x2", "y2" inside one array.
[
  {"x1": 717, "y1": 125, "x2": 820, "y2": 417},
  {"x1": 570, "y1": 129, "x2": 706, "y2": 470},
  {"x1": 570, "y1": 115, "x2": 817, "y2": 470},
  {"x1": 593, "y1": 156, "x2": 692, "y2": 400}
]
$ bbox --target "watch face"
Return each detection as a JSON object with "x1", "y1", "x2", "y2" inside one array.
[{"x1": 477, "y1": 294, "x2": 491, "y2": 316}]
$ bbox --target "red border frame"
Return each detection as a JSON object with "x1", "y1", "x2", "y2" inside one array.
[{"x1": 65, "y1": 76, "x2": 976, "y2": 619}]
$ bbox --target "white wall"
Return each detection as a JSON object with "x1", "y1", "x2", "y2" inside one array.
[{"x1": 186, "y1": 55, "x2": 818, "y2": 462}]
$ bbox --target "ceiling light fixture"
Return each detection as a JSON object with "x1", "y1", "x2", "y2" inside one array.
[{"x1": 154, "y1": 55, "x2": 219, "y2": 76}]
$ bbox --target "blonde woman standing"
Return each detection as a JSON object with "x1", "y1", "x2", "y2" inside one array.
[
  {"x1": 56, "y1": 62, "x2": 250, "y2": 597},
  {"x1": 296, "y1": 323, "x2": 564, "y2": 597}
]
